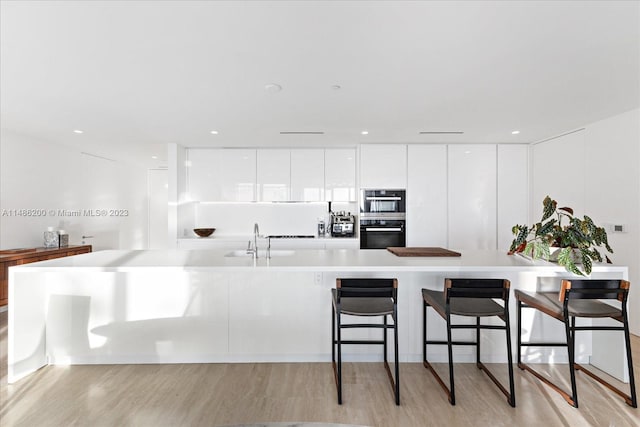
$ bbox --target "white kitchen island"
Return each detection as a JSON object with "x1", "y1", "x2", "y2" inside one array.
[{"x1": 8, "y1": 248, "x2": 630, "y2": 384}]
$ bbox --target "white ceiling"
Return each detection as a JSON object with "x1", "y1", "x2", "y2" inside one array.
[{"x1": 1, "y1": 1, "x2": 639, "y2": 167}]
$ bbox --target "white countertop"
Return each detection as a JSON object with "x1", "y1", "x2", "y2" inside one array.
[{"x1": 9, "y1": 248, "x2": 627, "y2": 274}]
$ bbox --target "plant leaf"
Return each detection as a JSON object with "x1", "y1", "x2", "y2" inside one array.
[
  {"x1": 567, "y1": 260, "x2": 585, "y2": 276},
  {"x1": 580, "y1": 249, "x2": 593, "y2": 275},
  {"x1": 536, "y1": 219, "x2": 556, "y2": 236},
  {"x1": 541, "y1": 196, "x2": 556, "y2": 221},
  {"x1": 558, "y1": 248, "x2": 584, "y2": 276},
  {"x1": 557, "y1": 247, "x2": 573, "y2": 266},
  {"x1": 508, "y1": 225, "x2": 529, "y2": 253},
  {"x1": 559, "y1": 206, "x2": 574, "y2": 215},
  {"x1": 535, "y1": 240, "x2": 550, "y2": 260}
]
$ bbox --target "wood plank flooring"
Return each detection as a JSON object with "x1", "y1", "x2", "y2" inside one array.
[{"x1": 0, "y1": 310, "x2": 638, "y2": 426}]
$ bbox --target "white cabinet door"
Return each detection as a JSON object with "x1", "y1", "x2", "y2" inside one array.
[
  {"x1": 406, "y1": 145, "x2": 448, "y2": 247},
  {"x1": 325, "y1": 148, "x2": 356, "y2": 202},
  {"x1": 219, "y1": 149, "x2": 256, "y2": 201},
  {"x1": 360, "y1": 144, "x2": 407, "y2": 189},
  {"x1": 188, "y1": 148, "x2": 256, "y2": 202},
  {"x1": 187, "y1": 148, "x2": 222, "y2": 201},
  {"x1": 497, "y1": 145, "x2": 529, "y2": 251},
  {"x1": 448, "y1": 145, "x2": 497, "y2": 250},
  {"x1": 257, "y1": 149, "x2": 290, "y2": 201},
  {"x1": 291, "y1": 149, "x2": 324, "y2": 201},
  {"x1": 228, "y1": 272, "x2": 328, "y2": 355}
]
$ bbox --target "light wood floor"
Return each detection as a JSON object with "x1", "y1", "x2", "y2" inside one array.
[{"x1": 0, "y1": 310, "x2": 638, "y2": 427}]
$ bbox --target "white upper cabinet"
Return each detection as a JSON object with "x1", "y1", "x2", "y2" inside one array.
[
  {"x1": 257, "y1": 149, "x2": 290, "y2": 202},
  {"x1": 325, "y1": 148, "x2": 356, "y2": 202},
  {"x1": 219, "y1": 149, "x2": 257, "y2": 201},
  {"x1": 188, "y1": 147, "x2": 357, "y2": 203},
  {"x1": 290, "y1": 149, "x2": 324, "y2": 201},
  {"x1": 497, "y1": 145, "x2": 529, "y2": 251},
  {"x1": 406, "y1": 145, "x2": 448, "y2": 247},
  {"x1": 448, "y1": 145, "x2": 497, "y2": 250},
  {"x1": 187, "y1": 148, "x2": 256, "y2": 202},
  {"x1": 187, "y1": 148, "x2": 222, "y2": 201},
  {"x1": 360, "y1": 144, "x2": 407, "y2": 189}
]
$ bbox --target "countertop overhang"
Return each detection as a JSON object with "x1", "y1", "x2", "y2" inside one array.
[{"x1": 9, "y1": 248, "x2": 628, "y2": 275}]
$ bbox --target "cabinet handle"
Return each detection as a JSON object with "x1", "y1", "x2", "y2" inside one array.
[{"x1": 366, "y1": 197, "x2": 401, "y2": 201}]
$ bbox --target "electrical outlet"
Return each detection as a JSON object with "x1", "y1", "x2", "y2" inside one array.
[
  {"x1": 613, "y1": 224, "x2": 626, "y2": 233},
  {"x1": 606, "y1": 223, "x2": 627, "y2": 233},
  {"x1": 314, "y1": 272, "x2": 322, "y2": 285}
]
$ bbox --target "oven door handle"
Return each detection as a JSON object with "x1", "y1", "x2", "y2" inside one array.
[
  {"x1": 366, "y1": 196, "x2": 402, "y2": 201},
  {"x1": 364, "y1": 227, "x2": 403, "y2": 232}
]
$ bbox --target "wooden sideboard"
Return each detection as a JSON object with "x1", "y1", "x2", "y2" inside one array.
[{"x1": 0, "y1": 245, "x2": 92, "y2": 307}]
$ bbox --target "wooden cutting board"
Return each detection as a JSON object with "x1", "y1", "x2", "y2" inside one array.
[{"x1": 387, "y1": 247, "x2": 462, "y2": 257}]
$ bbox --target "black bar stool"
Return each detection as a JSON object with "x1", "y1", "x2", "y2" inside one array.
[
  {"x1": 516, "y1": 279, "x2": 637, "y2": 408},
  {"x1": 331, "y1": 278, "x2": 399, "y2": 405},
  {"x1": 422, "y1": 278, "x2": 515, "y2": 407}
]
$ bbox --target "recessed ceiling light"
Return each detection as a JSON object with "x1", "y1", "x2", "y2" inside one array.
[
  {"x1": 210, "y1": 130, "x2": 219, "y2": 135},
  {"x1": 265, "y1": 83, "x2": 282, "y2": 93},
  {"x1": 361, "y1": 131, "x2": 369, "y2": 135},
  {"x1": 73, "y1": 129, "x2": 83, "y2": 134},
  {"x1": 512, "y1": 130, "x2": 520, "y2": 135},
  {"x1": 151, "y1": 156, "x2": 158, "y2": 159}
]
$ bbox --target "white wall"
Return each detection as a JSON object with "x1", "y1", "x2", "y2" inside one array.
[
  {"x1": 0, "y1": 129, "x2": 148, "y2": 250},
  {"x1": 531, "y1": 108, "x2": 640, "y2": 335},
  {"x1": 148, "y1": 169, "x2": 168, "y2": 249}
]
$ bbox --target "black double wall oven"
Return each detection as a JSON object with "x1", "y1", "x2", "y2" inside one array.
[{"x1": 359, "y1": 189, "x2": 406, "y2": 249}]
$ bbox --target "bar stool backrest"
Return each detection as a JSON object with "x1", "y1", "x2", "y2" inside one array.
[
  {"x1": 560, "y1": 279, "x2": 630, "y2": 304},
  {"x1": 444, "y1": 278, "x2": 510, "y2": 303},
  {"x1": 336, "y1": 278, "x2": 397, "y2": 301}
]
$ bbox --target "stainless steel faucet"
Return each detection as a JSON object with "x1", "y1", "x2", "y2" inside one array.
[
  {"x1": 254, "y1": 223, "x2": 260, "y2": 258},
  {"x1": 246, "y1": 223, "x2": 263, "y2": 260}
]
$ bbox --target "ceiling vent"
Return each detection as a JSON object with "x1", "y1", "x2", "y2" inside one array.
[
  {"x1": 279, "y1": 131, "x2": 325, "y2": 135},
  {"x1": 419, "y1": 131, "x2": 464, "y2": 134}
]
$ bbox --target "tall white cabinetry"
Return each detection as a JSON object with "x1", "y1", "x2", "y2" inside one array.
[
  {"x1": 325, "y1": 148, "x2": 357, "y2": 202},
  {"x1": 291, "y1": 149, "x2": 324, "y2": 201},
  {"x1": 360, "y1": 144, "x2": 407, "y2": 189},
  {"x1": 257, "y1": 149, "x2": 290, "y2": 202},
  {"x1": 187, "y1": 148, "x2": 256, "y2": 202},
  {"x1": 448, "y1": 145, "x2": 497, "y2": 250},
  {"x1": 497, "y1": 145, "x2": 529, "y2": 251},
  {"x1": 406, "y1": 145, "x2": 448, "y2": 247}
]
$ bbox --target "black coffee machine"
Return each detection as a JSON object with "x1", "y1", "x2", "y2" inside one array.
[{"x1": 330, "y1": 211, "x2": 356, "y2": 237}]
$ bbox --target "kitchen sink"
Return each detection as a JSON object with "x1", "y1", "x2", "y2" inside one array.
[{"x1": 224, "y1": 249, "x2": 295, "y2": 258}]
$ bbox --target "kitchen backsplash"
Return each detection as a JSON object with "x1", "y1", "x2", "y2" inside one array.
[{"x1": 185, "y1": 201, "x2": 356, "y2": 237}]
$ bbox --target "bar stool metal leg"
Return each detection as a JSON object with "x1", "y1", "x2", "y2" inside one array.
[
  {"x1": 623, "y1": 308, "x2": 638, "y2": 407},
  {"x1": 446, "y1": 310, "x2": 455, "y2": 405},
  {"x1": 504, "y1": 306, "x2": 516, "y2": 407},
  {"x1": 394, "y1": 308, "x2": 400, "y2": 405},
  {"x1": 564, "y1": 310, "x2": 578, "y2": 408},
  {"x1": 335, "y1": 309, "x2": 343, "y2": 404}
]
